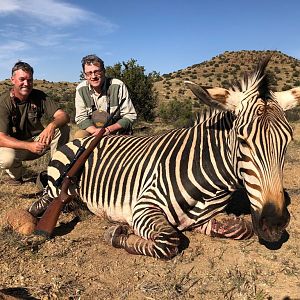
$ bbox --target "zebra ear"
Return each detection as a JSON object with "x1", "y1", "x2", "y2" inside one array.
[
  {"x1": 274, "y1": 88, "x2": 300, "y2": 111},
  {"x1": 184, "y1": 81, "x2": 239, "y2": 112}
]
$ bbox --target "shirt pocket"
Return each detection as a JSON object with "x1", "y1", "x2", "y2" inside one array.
[{"x1": 27, "y1": 109, "x2": 39, "y2": 123}]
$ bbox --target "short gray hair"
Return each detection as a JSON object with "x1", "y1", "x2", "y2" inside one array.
[{"x1": 12, "y1": 61, "x2": 34, "y2": 76}]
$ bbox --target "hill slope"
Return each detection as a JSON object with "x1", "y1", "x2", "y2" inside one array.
[
  {"x1": 154, "y1": 50, "x2": 300, "y2": 105},
  {"x1": 0, "y1": 79, "x2": 77, "y2": 98}
]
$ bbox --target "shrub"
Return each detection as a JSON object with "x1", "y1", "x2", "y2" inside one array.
[
  {"x1": 285, "y1": 107, "x2": 300, "y2": 122},
  {"x1": 283, "y1": 84, "x2": 293, "y2": 91},
  {"x1": 158, "y1": 99, "x2": 193, "y2": 128}
]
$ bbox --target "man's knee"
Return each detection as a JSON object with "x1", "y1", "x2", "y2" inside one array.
[
  {"x1": 73, "y1": 129, "x2": 91, "y2": 139},
  {"x1": 49, "y1": 125, "x2": 70, "y2": 156},
  {"x1": 0, "y1": 148, "x2": 16, "y2": 169}
]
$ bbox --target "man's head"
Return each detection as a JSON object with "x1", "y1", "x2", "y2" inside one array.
[
  {"x1": 81, "y1": 54, "x2": 105, "y2": 92},
  {"x1": 11, "y1": 61, "x2": 34, "y2": 100}
]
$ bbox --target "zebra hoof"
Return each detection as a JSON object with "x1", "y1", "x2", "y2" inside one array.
[
  {"x1": 211, "y1": 215, "x2": 254, "y2": 240},
  {"x1": 104, "y1": 224, "x2": 129, "y2": 248}
]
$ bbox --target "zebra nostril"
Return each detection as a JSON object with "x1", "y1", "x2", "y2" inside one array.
[
  {"x1": 260, "y1": 211, "x2": 289, "y2": 237},
  {"x1": 261, "y1": 202, "x2": 289, "y2": 226}
]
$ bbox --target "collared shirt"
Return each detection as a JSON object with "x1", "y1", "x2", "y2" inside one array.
[
  {"x1": 0, "y1": 89, "x2": 58, "y2": 140},
  {"x1": 89, "y1": 86, "x2": 109, "y2": 112},
  {"x1": 75, "y1": 77, "x2": 137, "y2": 130}
]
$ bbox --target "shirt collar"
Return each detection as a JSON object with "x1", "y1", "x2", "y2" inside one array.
[
  {"x1": 10, "y1": 88, "x2": 30, "y2": 104},
  {"x1": 87, "y1": 77, "x2": 107, "y2": 96}
]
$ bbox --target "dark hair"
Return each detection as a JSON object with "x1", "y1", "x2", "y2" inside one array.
[
  {"x1": 81, "y1": 54, "x2": 105, "y2": 71},
  {"x1": 11, "y1": 61, "x2": 34, "y2": 76}
]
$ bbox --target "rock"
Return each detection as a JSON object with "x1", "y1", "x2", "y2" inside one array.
[{"x1": 5, "y1": 209, "x2": 37, "y2": 235}]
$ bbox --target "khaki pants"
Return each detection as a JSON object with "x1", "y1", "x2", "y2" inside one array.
[
  {"x1": 73, "y1": 129, "x2": 92, "y2": 139},
  {"x1": 0, "y1": 125, "x2": 70, "y2": 180}
]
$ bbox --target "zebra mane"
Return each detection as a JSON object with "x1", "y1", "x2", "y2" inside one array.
[
  {"x1": 193, "y1": 108, "x2": 224, "y2": 125},
  {"x1": 232, "y1": 55, "x2": 272, "y2": 102}
]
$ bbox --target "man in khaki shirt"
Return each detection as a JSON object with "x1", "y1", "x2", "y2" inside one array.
[{"x1": 0, "y1": 61, "x2": 70, "y2": 184}]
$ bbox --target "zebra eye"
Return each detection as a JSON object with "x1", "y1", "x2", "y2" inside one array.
[{"x1": 237, "y1": 136, "x2": 250, "y2": 148}]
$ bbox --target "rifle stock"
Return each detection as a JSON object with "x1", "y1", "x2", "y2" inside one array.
[
  {"x1": 34, "y1": 177, "x2": 75, "y2": 237},
  {"x1": 34, "y1": 196, "x2": 69, "y2": 238},
  {"x1": 34, "y1": 97, "x2": 126, "y2": 238}
]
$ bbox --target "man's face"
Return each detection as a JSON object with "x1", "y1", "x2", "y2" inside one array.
[
  {"x1": 11, "y1": 69, "x2": 33, "y2": 100},
  {"x1": 84, "y1": 63, "x2": 105, "y2": 91}
]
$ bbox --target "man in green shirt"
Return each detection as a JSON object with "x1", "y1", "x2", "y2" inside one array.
[
  {"x1": 0, "y1": 61, "x2": 70, "y2": 184},
  {"x1": 74, "y1": 54, "x2": 137, "y2": 138}
]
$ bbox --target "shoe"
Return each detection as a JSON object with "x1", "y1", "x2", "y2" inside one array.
[
  {"x1": 28, "y1": 188, "x2": 53, "y2": 218},
  {"x1": 35, "y1": 170, "x2": 48, "y2": 190}
]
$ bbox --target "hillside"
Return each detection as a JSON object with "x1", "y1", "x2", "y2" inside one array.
[
  {"x1": 0, "y1": 79, "x2": 77, "y2": 99},
  {"x1": 154, "y1": 50, "x2": 300, "y2": 105},
  {"x1": 1, "y1": 50, "x2": 300, "y2": 110}
]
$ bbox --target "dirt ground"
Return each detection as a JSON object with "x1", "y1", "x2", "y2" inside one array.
[{"x1": 0, "y1": 123, "x2": 300, "y2": 300}]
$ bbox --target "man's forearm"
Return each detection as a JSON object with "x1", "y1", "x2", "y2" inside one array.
[
  {"x1": 0, "y1": 134, "x2": 31, "y2": 150},
  {"x1": 107, "y1": 122, "x2": 122, "y2": 133}
]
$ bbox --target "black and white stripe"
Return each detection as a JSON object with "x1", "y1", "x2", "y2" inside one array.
[{"x1": 46, "y1": 57, "x2": 298, "y2": 258}]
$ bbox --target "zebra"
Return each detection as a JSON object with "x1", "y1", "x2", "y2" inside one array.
[{"x1": 43, "y1": 56, "x2": 299, "y2": 259}]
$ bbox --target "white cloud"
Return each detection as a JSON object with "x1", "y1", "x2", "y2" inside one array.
[
  {"x1": 0, "y1": 0, "x2": 118, "y2": 81},
  {"x1": 0, "y1": 0, "x2": 86, "y2": 25},
  {"x1": 0, "y1": 0, "x2": 20, "y2": 13},
  {"x1": 0, "y1": 41, "x2": 31, "y2": 78},
  {"x1": 0, "y1": 0, "x2": 117, "y2": 29},
  {"x1": 0, "y1": 40, "x2": 28, "y2": 55},
  {"x1": 34, "y1": 33, "x2": 71, "y2": 47},
  {"x1": 23, "y1": 0, "x2": 90, "y2": 26}
]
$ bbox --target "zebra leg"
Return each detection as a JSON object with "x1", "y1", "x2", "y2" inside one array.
[
  {"x1": 194, "y1": 213, "x2": 254, "y2": 240},
  {"x1": 104, "y1": 209, "x2": 181, "y2": 259}
]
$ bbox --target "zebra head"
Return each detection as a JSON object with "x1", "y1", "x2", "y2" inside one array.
[{"x1": 185, "y1": 56, "x2": 300, "y2": 243}]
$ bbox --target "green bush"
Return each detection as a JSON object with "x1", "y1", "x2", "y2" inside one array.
[
  {"x1": 158, "y1": 99, "x2": 193, "y2": 128},
  {"x1": 286, "y1": 107, "x2": 300, "y2": 122}
]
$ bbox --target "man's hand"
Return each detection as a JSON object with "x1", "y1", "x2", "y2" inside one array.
[
  {"x1": 91, "y1": 127, "x2": 111, "y2": 136},
  {"x1": 91, "y1": 127, "x2": 102, "y2": 136},
  {"x1": 86, "y1": 126, "x2": 106, "y2": 136},
  {"x1": 27, "y1": 141, "x2": 49, "y2": 154},
  {"x1": 38, "y1": 123, "x2": 56, "y2": 145}
]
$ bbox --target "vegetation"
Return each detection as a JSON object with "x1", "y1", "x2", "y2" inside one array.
[
  {"x1": 154, "y1": 50, "x2": 300, "y2": 115},
  {"x1": 158, "y1": 99, "x2": 194, "y2": 128},
  {"x1": 105, "y1": 59, "x2": 158, "y2": 122}
]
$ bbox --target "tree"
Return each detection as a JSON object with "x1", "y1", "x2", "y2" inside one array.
[
  {"x1": 79, "y1": 71, "x2": 84, "y2": 81},
  {"x1": 105, "y1": 59, "x2": 157, "y2": 122}
]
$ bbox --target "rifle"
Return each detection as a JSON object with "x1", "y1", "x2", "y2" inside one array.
[{"x1": 34, "y1": 98, "x2": 126, "y2": 238}]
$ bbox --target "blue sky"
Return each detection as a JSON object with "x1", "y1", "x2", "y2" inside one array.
[{"x1": 0, "y1": 0, "x2": 300, "y2": 82}]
